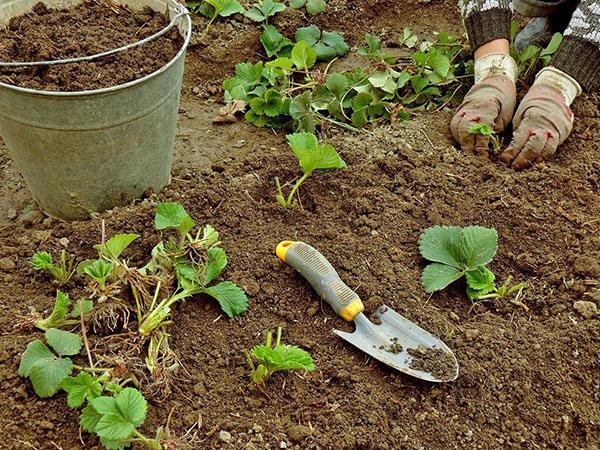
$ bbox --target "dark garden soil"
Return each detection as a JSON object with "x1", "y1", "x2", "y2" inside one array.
[
  {"x1": 1, "y1": 1, "x2": 600, "y2": 449},
  {"x1": 0, "y1": 1, "x2": 183, "y2": 91}
]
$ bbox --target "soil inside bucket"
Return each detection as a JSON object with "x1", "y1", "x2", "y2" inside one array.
[{"x1": 0, "y1": 0, "x2": 184, "y2": 91}]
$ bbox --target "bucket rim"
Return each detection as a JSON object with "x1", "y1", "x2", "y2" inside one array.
[{"x1": 0, "y1": 0, "x2": 192, "y2": 97}]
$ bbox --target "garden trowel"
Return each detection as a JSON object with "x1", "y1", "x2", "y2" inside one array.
[{"x1": 276, "y1": 241, "x2": 459, "y2": 382}]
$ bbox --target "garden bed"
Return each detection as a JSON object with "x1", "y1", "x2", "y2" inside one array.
[{"x1": 0, "y1": 0, "x2": 599, "y2": 448}]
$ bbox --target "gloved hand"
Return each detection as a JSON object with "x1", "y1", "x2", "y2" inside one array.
[
  {"x1": 451, "y1": 53, "x2": 518, "y2": 154},
  {"x1": 500, "y1": 67, "x2": 580, "y2": 169}
]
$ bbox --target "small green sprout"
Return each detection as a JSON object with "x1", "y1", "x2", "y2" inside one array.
[
  {"x1": 244, "y1": 0, "x2": 286, "y2": 23},
  {"x1": 32, "y1": 250, "x2": 74, "y2": 284},
  {"x1": 82, "y1": 260, "x2": 114, "y2": 290},
  {"x1": 468, "y1": 124, "x2": 501, "y2": 152},
  {"x1": 35, "y1": 290, "x2": 89, "y2": 331},
  {"x1": 275, "y1": 132, "x2": 346, "y2": 207},
  {"x1": 246, "y1": 327, "x2": 315, "y2": 384},
  {"x1": 289, "y1": 0, "x2": 327, "y2": 15},
  {"x1": 187, "y1": 0, "x2": 245, "y2": 32},
  {"x1": 82, "y1": 387, "x2": 161, "y2": 450}
]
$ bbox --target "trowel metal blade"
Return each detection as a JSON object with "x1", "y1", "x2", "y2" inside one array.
[{"x1": 333, "y1": 305, "x2": 459, "y2": 382}]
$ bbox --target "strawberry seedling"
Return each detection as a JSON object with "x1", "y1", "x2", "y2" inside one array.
[
  {"x1": 289, "y1": 0, "x2": 327, "y2": 15},
  {"x1": 34, "y1": 290, "x2": 92, "y2": 331},
  {"x1": 137, "y1": 202, "x2": 248, "y2": 336},
  {"x1": 244, "y1": 0, "x2": 286, "y2": 23},
  {"x1": 510, "y1": 21, "x2": 563, "y2": 82},
  {"x1": 246, "y1": 327, "x2": 315, "y2": 384},
  {"x1": 32, "y1": 250, "x2": 74, "y2": 284},
  {"x1": 468, "y1": 124, "x2": 501, "y2": 152},
  {"x1": 275, "y1": 132, "x2": 346, "y2": 207},
  {"x1": 419, "y1": 226, "x2": 524, "y2": 302},
  {"x1": 186, "y1": 0, "x2": 245, "y2": 32}
]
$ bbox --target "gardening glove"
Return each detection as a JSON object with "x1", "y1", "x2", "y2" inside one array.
[
  {"x1": 500, "y1": 66, "x2": 581, "y2": 169},
  {"x1": 451, "y1": 53, "x2": 518, "y2": 154}
]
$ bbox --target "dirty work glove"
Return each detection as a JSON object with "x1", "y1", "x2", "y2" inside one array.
[
  {"x1": 451, "y1": 53, "x2": 518, "y2": 154},
  {"x1": 500, "y1": 66, "x2": 581, "y2": 169}
]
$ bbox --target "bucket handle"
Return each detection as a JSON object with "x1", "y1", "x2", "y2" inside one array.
[{"x1": 0, "y1": 7, "x2": 189, "y2": 68}]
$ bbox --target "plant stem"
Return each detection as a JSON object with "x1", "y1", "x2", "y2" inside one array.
[
  {"x1": 80, "y1": 304, "x2": 94, "y2": 369},
  {"x1": 286, "y1": 172, "x2": 310, "y2": 206},
  {"x1": 73, "y1": 364, "x2": 112, "y2": 373}
]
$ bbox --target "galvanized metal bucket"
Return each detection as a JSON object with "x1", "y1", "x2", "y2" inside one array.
[{"x1": 0, "y1": 0, "x2": 192, "y2": 220}]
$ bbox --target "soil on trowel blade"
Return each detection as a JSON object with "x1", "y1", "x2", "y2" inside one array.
[
  {"x1": 408, "y1": 346, "x2": 456, "y2": 380},
  {"x1": 0, "y1": 0, "x2": 183, "y2": 91}
]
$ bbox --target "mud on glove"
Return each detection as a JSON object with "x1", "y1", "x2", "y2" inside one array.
[
  {"x1": 500, "y1": 66, "x2": 581, "y2": 169},
  {"x1": 451, "y1": 53, "x2": 518, "y2": 154}
]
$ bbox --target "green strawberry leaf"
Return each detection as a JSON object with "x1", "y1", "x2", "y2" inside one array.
[
  {"x1": 92, "y1": 388, "x2": 147, "y2": 441},
  {"x1": 418, "y1": 226, "x2": 465, "y2": 269},
  {"x1": 80, "y1": 403, "x2": 102, "y2": 433},
  {"x1": 291, "y1": 41, "x2": 317, "y2": 70},
  {"x1": 202, "y1": 281, "x2": 249, "y2": 317},
  {"x1": 260, "y1": 25, "x2": 293, "y2": 57},
  {"x1": 61, "y1": 372, "x2": 103, "y2": 408},
  {"x1": 287, "y1": 132, "x2": 346, "y2": 175},
  {"x1": 35, "y1": 290, "x2": 71, "y2": 331},
  {"x1": 155, "y1": 202, "x2": 195, "y2": 237},
  {"x1": 421, "y1": 263, "x2": 464, "y2": 293},
  {"x1": 45, "y1": 328, "x2": 82, "y2": 357},
  {"x1": 465, "y1": 266, "x2": 496, "y2": 291},
  {"x1": 461, "y1": 226, "x2": 498, "y2": 268},
  {"x1": 306, "y1": 0, "x2": 326, "y2": 15},
  {"x1": 204, "y1": 247, "x2": 228, "y2": 284},
  {"x1": 94, "y1": 234, "x2": 139, "y2": 259},
  {"x1": 32, "y1": 251, "x2": 53, "y2": 270},
  {"x1": 69, "y1": 298, "x2": 94, "y2": 318},
  {"x1": 18, "y1": 340, "x2": 73, "y2": 398}
]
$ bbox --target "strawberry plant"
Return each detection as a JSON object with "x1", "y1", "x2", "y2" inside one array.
[
  {"x1": 246, "y1": 327, "x2": 315, "y2": 384},
  {"x1": 289, "y1": 0, "x2": 327, "y2": 15},
  {"x1": 419, "y1": 226, "x2": 524, "y2": 301},
  {"x1": 82, "y1": 387, "x2": 160, "y2": 449},
  {"x1": 137, "y1": 202, "x2": 248, "y2": 336},
  {"x1": 21, "y1": 203, "x2": 249, "y2": 402},
  {"x1": 245, "y1": 0, "x2": 286, "y2": 22},
  {"x1": 510, "y1": 21, "x2": 563, "y2": 82},
  {"x1": 468, "y1": 124, "x2": 500, "y2": 151},
  {"x1": 223, "y1": 27, "x2": 471, "y2": 132},
  {"x1": 32, "y1": 249, "x2": 74, "y2": 284},
  {"x1": 186, "y1": 0, "x2": 245, "y2": 32},
  {"x1": 34, "y1": 290, "x2": 92, "y2": 331},
  {"x1": 275, "y1": 132, "x2": 346, "y2": 207}
]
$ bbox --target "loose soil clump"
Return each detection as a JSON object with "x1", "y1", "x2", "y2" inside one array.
[
  {"x1": 379, "y1": 337, "x2": 403, "y2": 354},
  {"x1": 0, "y1": 0, "x2": 183, "y2": 91},
  {"x1": 408, "y1": 345, "x2": 456, "y2": 380}
]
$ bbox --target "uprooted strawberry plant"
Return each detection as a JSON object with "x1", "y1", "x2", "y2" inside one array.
[{"x1": 18, "y1": 202, "x2": 250, "y2": 449}]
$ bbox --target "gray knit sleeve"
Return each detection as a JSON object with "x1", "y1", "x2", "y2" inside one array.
[
  {"x1": 551, "y1": 0, "x2": 600, "y2": 89},
  {"x1": 459, "y1": 0, "x2": 513, "y2": 50}
]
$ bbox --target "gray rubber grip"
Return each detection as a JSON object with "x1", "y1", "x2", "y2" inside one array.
[{"x1": 285, "y1": 242, "x2": 362, "y2": 320}]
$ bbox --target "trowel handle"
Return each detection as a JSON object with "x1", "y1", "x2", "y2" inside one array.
[{"x1": 276, "y1": 241, "x2": 364, "y2": 321}]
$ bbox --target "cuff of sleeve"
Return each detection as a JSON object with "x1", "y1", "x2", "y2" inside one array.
[
  {"x1": 464, "y1": 8, "x2": 512, "y2": 51},
  {"x1": 551, "y1": 36, "x2": 600, "y2": 91}
]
